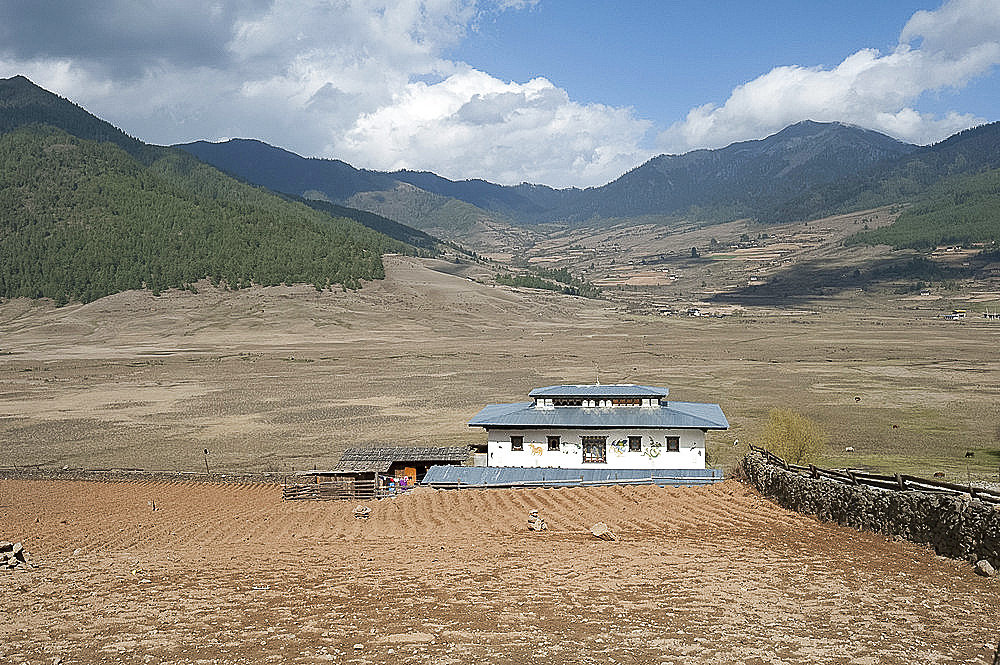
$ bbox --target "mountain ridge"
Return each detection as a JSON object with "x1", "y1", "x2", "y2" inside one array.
[{"x1": 178, "y1": 120, "x2": 921, "y2": 229}]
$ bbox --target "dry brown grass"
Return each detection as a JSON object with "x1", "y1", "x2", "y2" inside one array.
[{"x1": 1, "y1": 254, "x2": 998, "y2": 480}]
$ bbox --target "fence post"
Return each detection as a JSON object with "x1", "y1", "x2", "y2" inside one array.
[{"x1": 895, "y1": 473, "x2": 906, "y2": 490}]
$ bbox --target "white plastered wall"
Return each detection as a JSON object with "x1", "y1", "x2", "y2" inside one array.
[{"x1": 486, "y1": 428, "x2": 706, "y2": 469}]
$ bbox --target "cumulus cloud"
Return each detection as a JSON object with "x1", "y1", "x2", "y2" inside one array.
[
  {"x1": 337, "y1": 69, "x2": 650, "y2": 186},
  {"x1": 658, "y1": 0, "x2": 1000, "y2": 153},
  {"x1": 0, "y1": 0, "x2": 645, "y2": 187}
]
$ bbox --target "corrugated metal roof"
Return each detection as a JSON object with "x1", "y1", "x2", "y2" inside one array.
[
  {"x1": 339, "y1": 446, "x2": 470, "y2": 462},
  {"x1": 422, "y1": 465, "x2": 723, "y2": 488},
  {"x1": 468, "y1": 401, "x2": 729, "y2": 430},
  {"x1": 529, "y1": 384, "x2": 669, "y2": 398},
  {"x1": 329, "y1": 446, "x2": 471, "y2": 474}
]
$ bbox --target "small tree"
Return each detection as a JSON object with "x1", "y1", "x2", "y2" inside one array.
[{"x1": 757, "y1": 408, "x2": 826, "y2": 465}]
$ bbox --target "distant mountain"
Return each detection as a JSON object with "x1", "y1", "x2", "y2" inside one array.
[
  {"x1": 179, "y1": 138, "x2": 522, "y2": 234},
  {"x1": 178, "y1": 121, "x2": 918, "y2": 228},
  {"x1": 773, "y1": 120, "x2": 1000, "y2": 223},
  {"x1": 178, "y1": 138, "x2": 397, "y2": 201},
  {"x1": 0, "y1": 76, "x2": 420, "y2": 304},
  {"x1": 563, "y1": 121, "x2": 917, "y2": 223}
]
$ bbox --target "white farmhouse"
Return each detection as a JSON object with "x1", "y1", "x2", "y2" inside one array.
[{"x1": 468, "y1": 384, "x2": 728, "y2": 470}]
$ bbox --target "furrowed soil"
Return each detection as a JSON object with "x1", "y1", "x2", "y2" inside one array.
[
  {"x1": 2, "y1": 478, "x2": 997, "y2": 665},
  {"x1": 2, "y1": 254, "x2": 1000, "y2": 663}
]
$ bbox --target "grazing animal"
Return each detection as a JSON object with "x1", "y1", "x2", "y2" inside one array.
[
  {"x1": 844, "y1": 446, "x2": 855, "y2": 453},
  {"x1": 933, "y1": 472, "x2": 945, "y2": 478},
  {"x1": 529, "y1": 443, "x2": 544, "y2": 456},
  {"x1": 965, "y1": 451, "x2": 975, "y2": 458}
]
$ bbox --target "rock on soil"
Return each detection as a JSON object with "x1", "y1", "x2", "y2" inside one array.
[{"x1": 1, "y1": 540, "x2": 29, "y2": 569}]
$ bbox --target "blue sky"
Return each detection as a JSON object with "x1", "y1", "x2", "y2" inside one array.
[
  {"x1": 1, "y1": 0, "x2": 998, "y2": 188},
  {"x1": 457, "y1": 1, "x2": 996, "y2": 123}
]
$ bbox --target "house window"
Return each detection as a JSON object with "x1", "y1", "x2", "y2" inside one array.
[
  {"x1": 666, "y1": 436, "x2": 680, "y2": 452},
  {"x1": 628, "y1": 436, "x2": 642, "y2": 452},
  {"x1": 511, "y1": 435, "x2": 524, "y2": 452},
  {"x1": 553, "y1": 398, "x2": 583, "y2": 406},
  {"x1": 582, "y1": 436, "x2": 607, "y2": 463},
  {"x1": 611, "y1": 398, "x2": 642, "y2": 406},
  {"x1": 547, "y1": 435, "x2": 561, "y2": 451}
]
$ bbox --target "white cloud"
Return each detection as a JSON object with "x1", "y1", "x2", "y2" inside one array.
[
  {"x1": 336, "y1": 68, "x2": 651, "y2": 187},
  {"x1": 658, "y1": 0, "x2": 1000, "y2": 153},
  {"x1": 0, "y1": 0, "x2": 649, "y2": 187}
]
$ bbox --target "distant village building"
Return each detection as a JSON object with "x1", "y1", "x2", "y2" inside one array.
[{"x1": 468, "y1": 384, "x2": 729, "y2": 470}]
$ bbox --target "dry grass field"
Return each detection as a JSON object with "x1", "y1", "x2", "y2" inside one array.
[
  {"x1": 1, "y1": 254, "x2": 998, "y2": 477},
  {"x1": 2, "y1": 253, "x2": 1000, "y2": 664}
]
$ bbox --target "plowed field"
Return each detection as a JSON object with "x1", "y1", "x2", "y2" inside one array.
[{"x1": 2, "y1": 478, "x2": 997, "y2": 664}]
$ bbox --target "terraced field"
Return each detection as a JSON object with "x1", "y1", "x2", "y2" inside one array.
[{"x1": 2, "y1": 477, "x2": 996, "y2": 664}]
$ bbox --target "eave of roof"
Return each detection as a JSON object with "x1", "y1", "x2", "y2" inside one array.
[
  {"x1": 528, "y1": 384, "x2": 669, "y2": 399},
  {"x1": 468, "y1": 401, "x2": 729, "y2": 430}
]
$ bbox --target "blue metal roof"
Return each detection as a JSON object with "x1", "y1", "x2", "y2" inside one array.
[
  {"x1": 468, "y1": 400, "x2": 729, "y2": 430},
  {"x1": 529, "y1": 384, "x2": 669, "y2": 398},
  {"x1": 422, "y1": 465, "x2": 724, "y2": 488}
]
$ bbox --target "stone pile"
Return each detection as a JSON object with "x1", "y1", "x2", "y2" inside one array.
[
  {"x1": 527, "y1": 510, "x2": 547, "y2": 532},
  {"x1": 1, "y1": 541, "x2": 29, "y2": 570}
]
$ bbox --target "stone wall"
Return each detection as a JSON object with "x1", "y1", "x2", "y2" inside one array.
[{"x1": 738, "y1": 452, "x2": 1000, "y2": 570}]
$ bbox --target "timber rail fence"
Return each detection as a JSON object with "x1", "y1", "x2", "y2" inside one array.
[
  {"x1": 281, "y1": 479, "x2": 413, "y2": 501},
  {"x1": 747, "y1": 444, "x2": 1000, "y2": 505}
]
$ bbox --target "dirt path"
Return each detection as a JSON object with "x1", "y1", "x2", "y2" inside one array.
[{"x1": 2, "y1": 478, "x2": 996, "y2": 664}]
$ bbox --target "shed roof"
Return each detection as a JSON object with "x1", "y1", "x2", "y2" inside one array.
[
  {"x1": 529, "y1": 384, "x2": 669, "y2": 399},
  {"x1": 468, "y1": 400, "x2": 729, "y2": 430},
  {"x1": 332, "y1": 445, "x2": 470, "y2": 473}
]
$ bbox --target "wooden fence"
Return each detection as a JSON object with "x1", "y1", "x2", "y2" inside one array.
[
  {"x1": 281, "y1": 478, "x2": 413, "y2": 501},
  {"x1": 749, "y1": 444, "x2": 1000, "y2": 505}
]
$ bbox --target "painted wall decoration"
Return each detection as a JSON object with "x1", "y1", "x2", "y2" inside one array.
[{"x1": 642, "y1": 439, "x2": 663, "y2": 459}]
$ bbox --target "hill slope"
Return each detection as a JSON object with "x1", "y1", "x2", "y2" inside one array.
[
  {"x1": 546, "y1": 120, "x2": 918, "y2": 223},
  {"x1": 179, "y1": 121, "x2": 918, "y2": 229},
  {"x1": 0, "y1": 76, "x2": 415, "y2": 304},
  {"x1": 774, "y1": 121, "x2": 1000, "y2": 223}
]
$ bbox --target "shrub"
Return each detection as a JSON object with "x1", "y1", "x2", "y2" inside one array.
[{"x1": 757, "y1": 408, "x2": 827, "y2": 465}]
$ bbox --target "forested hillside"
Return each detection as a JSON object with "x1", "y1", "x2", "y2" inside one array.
[
  {"x1": 0, "y1": 75, "x2": 154, "y2": 162},
  {"x1": 0, "y1": 125, "x2": 407, "y2": 304},
  {"x1": 845, "y1": 167, "x2": 1000, "y2": 249},
  {"x1": 773, "y1": 121, "x2": 1000, "y2": 224}
]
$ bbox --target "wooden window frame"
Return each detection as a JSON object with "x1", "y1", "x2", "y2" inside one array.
[
  {"x1": 628, "y1": 435, "x2": 642, "y2": 452},
  {"x1": 510, "y1": 435, "x2": 524, "y2": 452},
  {"x1": 665, "y1": 436, "x2": 680, "y2": 452},
  {"x1": 547, "y1": 435, "x2": 561, "y2": 452},
  {"x1": 582, "y1": 435, "x2": 607, "y2": 464}
]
